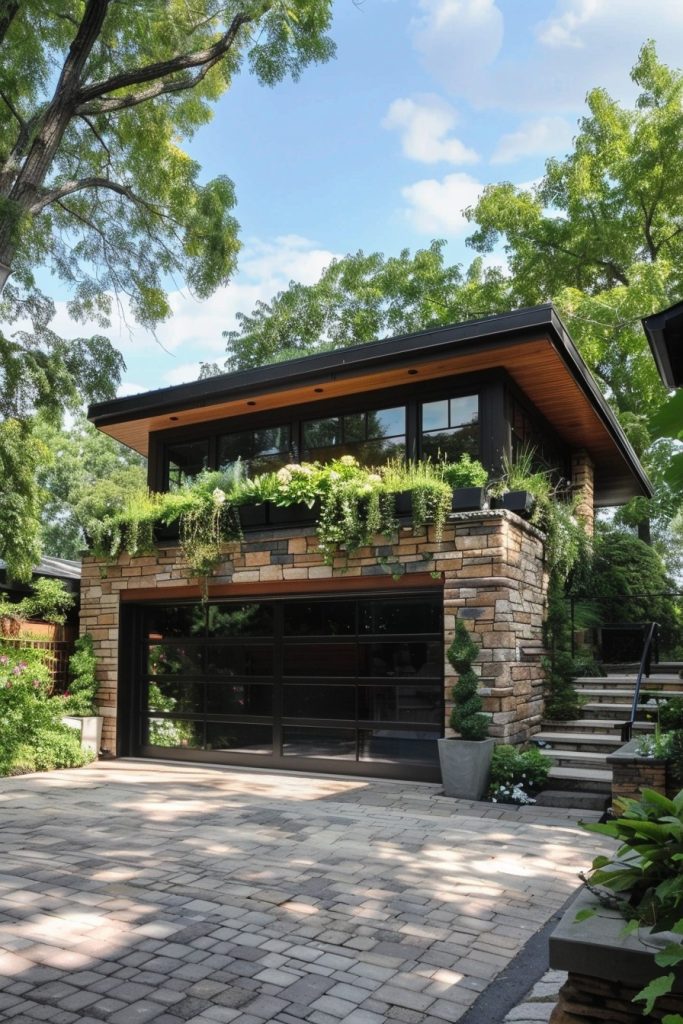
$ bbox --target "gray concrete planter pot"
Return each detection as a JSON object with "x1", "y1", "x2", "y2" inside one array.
[
  {"x1": 438, "y1": 737, "x2": 495, "y2": 800},
  {"x1": 550, "y1": 887, "x2": 683, "y2": 994},
  {"x1": 62, "y1": 715, "x2": 103, "y2": 756}
]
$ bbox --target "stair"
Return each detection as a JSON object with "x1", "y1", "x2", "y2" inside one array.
[{"x1": 536, "y1": 667, "x2": 683, "y2": 802}]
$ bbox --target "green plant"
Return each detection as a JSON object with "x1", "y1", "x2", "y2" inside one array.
[
  {"x1": 488, "y1": 744, "x2": 550, "y2": 803},
  {"x1": 543, "y1": 576, "x2": 583, "y2": 721},
  {"x1": 439, "y1": 454, "x2": 488, "y2": 489},
  {"x1": 0, "y1": 644, "x2": 56, "y2": 775},
  {"x1": 0, "y1": 577, "x2": 75, "y2": 627},
  {"x1": 658, "y1": 698, "x2": 683, "y2": 732},
  {"x1": 380, "y1": 458, "x2": 452, "y2": 541},
  {"x1": 447, "y1": 619, "x2": 489, "y2": 741},
  {"x1": 65, "y1": 634, "x2": 99, "y2": 716},
  {"x1": 669, "y1": 731, "x2": 683, "y2": 787},
  {"x1": 580, "y1": 789, "x2": 683, "y2": 1022}
]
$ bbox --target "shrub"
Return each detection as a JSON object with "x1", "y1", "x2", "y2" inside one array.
[
  {"x1": 659, "y1": 697, "x2": 683, "y2": 732},
  {"x1": 10, "y1": 727, "x2": 95, "y2": 773},
  {"x1": 447, "y1": 620, "x2": 489, "y2": 741},
  {"x1": 64, "y1": 634, "x2": 99, "y2": 716},
  {"x1": 0, "y1": 577, "x2": 75, "y2": 627},
  {"x1": 488, "y1": 744, "x2": 550, "y2": 803},
  {"x1": 440, "y1": 454, "x2": 488, "y2": 489}
]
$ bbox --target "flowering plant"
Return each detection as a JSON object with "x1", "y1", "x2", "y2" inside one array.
[
  {"x1": 272, "y1": 462, "x2": 324, "y2": 508},
  {"x1": 487, "y1": 744, "x2": 550, "y2": 804}
]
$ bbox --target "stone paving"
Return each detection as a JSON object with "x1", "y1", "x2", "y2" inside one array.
[
  {"x1": 502, "y1": 970, "x2": 566, "y2": 1024},
  {"x1": 0, "y1": 761, "x2": 611, "y2": 1024}
]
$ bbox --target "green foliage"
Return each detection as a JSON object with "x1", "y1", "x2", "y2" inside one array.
[
  {"x1": 446, "y1": 620, "x2": 489, "y2": 741},
  {"x1": 488, "y1": 744, "x2": 550, "y2": 803},
  {"x1": 65, "y1": 634, "x2": 99, "y2": 717},
  {"x1": 543, "y1": 576, "x2": 583, "y2": 721},
  {"x1": 581, "y1": 786, "x2": 683, "y2": 933},
  {"x1": 0, "y1": 419, "x2": 47, "y2": 581},
  {"x1": 216, "y1": 243, "x2": 512, "y2": 371},
  {"x1": 35, "y1": 414, "x2": 147, "y2": 559},
  {"x1": 577, "y1": 527, "x2": 680, "y2": 652},
  {"x1": 10, "y1": 728, "x2": 94, "y2": 774},
  {"x1": 660, "y1": 699, "x2": 683, "y2": 733},
  {"x1": 0, "y1": 577, "x2": 74, "y2": 626},
  {"x1": 440, "y1": 454, "x2": 489, "y2": 489}
]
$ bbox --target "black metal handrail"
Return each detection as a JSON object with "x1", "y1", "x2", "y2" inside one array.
[{"x1": 620, "y1": 621, "x2": 659, "y2": 742}]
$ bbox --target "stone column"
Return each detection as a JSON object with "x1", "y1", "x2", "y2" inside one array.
[{"x1": 571, "y1": 450, "x2": 595, "y2": 535}]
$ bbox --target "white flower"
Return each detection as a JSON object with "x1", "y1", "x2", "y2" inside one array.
[
  {"x1": 340, "y1": 455, "x2": 358, "y2": 466},
  {"x1": 368, "y1": 474, "x2": 382, "y2": 484},
  {"x1": 212, "y1": 488, "x2": 226, "y2": 506},
  {"x1": 277, "y1": 468, "x2": 293, "y2": 484}
]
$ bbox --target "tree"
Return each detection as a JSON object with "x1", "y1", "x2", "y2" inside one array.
[
  {"x1": 466, "y1": 42, "x2": 680, "y2": 439},
  {"x1": 204, "y1": 242, "x2": 510, "y2": 372},
  {"x1": 35, "y1": 414, "x2": 146, "y2": 560},
  {"x1": 0, "y1": 0, "x2": 334, "y2": 577}
]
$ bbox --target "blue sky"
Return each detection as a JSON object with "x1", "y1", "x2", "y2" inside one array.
[{"x1": 46, "y1": 0, "x2": 683, "y2": 396}]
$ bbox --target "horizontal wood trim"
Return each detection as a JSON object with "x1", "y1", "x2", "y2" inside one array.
[{"x1": 119, "y1": 572, "x2": 443, "y2": 604}]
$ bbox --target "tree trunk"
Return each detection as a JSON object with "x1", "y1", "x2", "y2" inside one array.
[
  {"x1": 0, "y1": 2, "x2": 19, "y2": 46},
  {"x1": 0, "y1": 0, "x2": 110, "y2": 290},
  {"x1": 637, "y1": 519, "x2": 651, "y2": 545}
]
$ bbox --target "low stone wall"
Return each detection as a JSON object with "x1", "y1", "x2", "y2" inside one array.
[
  {"x1": 80, "y1": 509, "x2": 547, "y2": 756},
  {"x1": 608, "y1": 739, "x2": 677, "y2": 809},
  {"x1": 550, "y1": 972, "x2": 682, "y2": 1023}
]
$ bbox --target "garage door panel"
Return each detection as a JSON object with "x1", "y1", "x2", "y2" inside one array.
[{"x1": 134, "y1": 589, "x2": 443, "y2": 781}]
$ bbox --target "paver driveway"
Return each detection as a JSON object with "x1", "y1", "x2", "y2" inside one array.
[{"x1": 0, "y1": 761, "x2": 610, "y2": 1024}]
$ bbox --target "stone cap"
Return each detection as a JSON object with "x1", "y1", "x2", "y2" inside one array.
[
  {"x1": 606, "y1": 737, "x2": 668, "y2": 765},
  {"x1": 550, "y1": 888, "x2": 683, "y2": 990}
]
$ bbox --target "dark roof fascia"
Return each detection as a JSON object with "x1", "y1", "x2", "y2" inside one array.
[
  {"x1": 88, "y1": 304, "x2": 559, "y2": 428},
  {"x1": 88, "y1": 302, "x2": 652, "y2": 499},
  {"x1": 642, "y1": 302, "x2": 683, "y2": 389}
]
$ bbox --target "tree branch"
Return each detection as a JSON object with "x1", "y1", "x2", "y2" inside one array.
[
  {"x1": 0, "y1": 1, "x2": 19, "y2": 47},
  {"x1": 75, "y1": 10, "x2": 254, "y2": 114},
  {"x1": 0, "y1": 89, "x2": 25, "y2": 131},
  {"x1": 31, "y1": 175, "x2": 152, "y2": 214}
]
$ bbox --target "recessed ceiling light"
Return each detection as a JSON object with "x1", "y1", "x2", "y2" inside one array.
[
  {"x1": 170, "y1": 416, "x2": 179, "y2": 421},
  {"x1": 407, "y1": 369, "x2": 418, "y2": 376},
  {"x1": 314, "y1": 387, "x2": 324, "y2": 393},
  {"x1": 247, "y1": 400, "x2": 256, "y2": 406}
]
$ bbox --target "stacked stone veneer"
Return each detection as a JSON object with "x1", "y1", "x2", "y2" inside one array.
[{"x1": 80, "y1": 509, "x2": 547, "y2": 757}]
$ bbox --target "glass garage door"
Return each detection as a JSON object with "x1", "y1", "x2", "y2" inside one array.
[{"x1": 133, "y1": 591, "x2": 443, "y2": 781}]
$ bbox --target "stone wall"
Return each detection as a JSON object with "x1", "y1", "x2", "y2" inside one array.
[
  {"x1": 571, "y1": 450, "x2": 595, "y2": 535},
  {"x1": 550, "y1": 971, "x2": 682, "y2": 1023},
  {"x1": 80, "y1": 509, "x2": 547, "y2": 757}
]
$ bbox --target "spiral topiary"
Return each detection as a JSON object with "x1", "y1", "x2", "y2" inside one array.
[{"x1": 447, "y1": 619, "x2": 490, "y2": 741}]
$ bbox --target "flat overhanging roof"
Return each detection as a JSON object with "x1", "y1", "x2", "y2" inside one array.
[
  {"x1": 89, "y1": 303, "x2": 652, "y2": 507},
  {"x1": 642, "y1": 300, "x2": 683, "y2": 389}
]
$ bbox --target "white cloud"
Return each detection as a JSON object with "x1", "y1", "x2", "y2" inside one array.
[
  {"x1": 163, "y1": 362, "x2": 205, "y2": 387},
  {"x1": 491, "y1": 115, "x2": 574, "y2": 163},
  {"x1": 409, "y1": 0, "x2": 683, "y2": 113},
  {"x1": 401, "y1": 172, "x2": 485, "y2": 235},
  {"x1": 382, "y1": 95, "x2": 479, "y2": 165},
  {"x1": 411, "y1": 0, "x2": 504, "y2": 95},
  {"x1": 116, "y1": 382, "x2": 147, "y2": 398},
  {"x1": 536, "y1": 0, "x2": 602, "y2": 48},
  {"x1": 44, "y1": 234, "x2": 340, "y2": 391}
]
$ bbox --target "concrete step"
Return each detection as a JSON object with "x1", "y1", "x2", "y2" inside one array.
[
  {"x1": 603, "y1": 662, "x2": 683, "y2": 676},
  {"x1": 547, "y1": 766, "x2": 612, "y2": 794},
  {"x1": 574, "y1": 687, "x2": 677, "y2": 703},
  {"x1": 534, "y1": 731, "x2": 622, "y2": 753},
  {"x1": 534, "y1": 789, "x2": 610, "y2": 813},
  {"x1": 581, "y1": 702, "x2": 655, "y2": 720},
  {"x1": 539, "y1": 748, "x2": 610, "y2": 771},
  {"x1": 575, "y1": 674, "x2": 683, "y2": 688},
  {"x1": 541, "y1": 718, "x2": 654, "y2": 734}
]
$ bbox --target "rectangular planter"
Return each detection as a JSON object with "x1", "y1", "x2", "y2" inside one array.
[
  {"x1": 606, "y1": 738, "x2": 677, "y2": 808},
  {"x1": 451, "y1": 486, "x2": 486, "y2": 512},
  {"x1": 237, "y1": 503, "x2": 268, "y2": 528},
  {"x1": 394, "y1": 492, "x2": 413, "y2": 518},
  {"x1": 62, "y1": 715, "x2": 103, "y2": 756},
  {"x1": 267, "y1": 499, "x2": 320, "y2": 527},
  {"x1": 153, "y1": 521, "x2": 180, "y2": 544}
]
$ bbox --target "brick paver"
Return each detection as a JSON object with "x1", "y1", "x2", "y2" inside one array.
[{"x1": 0, "y1": 762, "x2": 610, "y2": 1024}]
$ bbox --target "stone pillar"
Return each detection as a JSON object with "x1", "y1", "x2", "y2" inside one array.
[
  {"x1": 571, "y1": 450, "x2": 595, "y2": 535},
  {"x1": 440, "y1": 511, "x2": 548, "y2": 745}
]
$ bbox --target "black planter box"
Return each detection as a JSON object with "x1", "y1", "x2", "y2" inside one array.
[
  {"x1": 394, "y1": 492, "x2": 413, "y2": 517},
  {"x1": 451, "y1": 486, "x2": 485, "y2": 512},
  {"x1": 153, "y1": 521, "x2": 180, "y2": 544},
  {"x1": 492, "y1": 490, "x2": 535, "y2": 516},
  {"x1": 267, "y1": 499, "x2": 320, "y2": 526},
  {"x1": 237, "y1": 503, "x2": 268, "y2": 528}
]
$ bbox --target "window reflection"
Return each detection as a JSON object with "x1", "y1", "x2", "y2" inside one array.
[
  {"x1": 167, "y1": 440, "x2": 209, "y2": 489},
  {"x1": 421, "y1": 394, "x2": 479, "y2": 463}
]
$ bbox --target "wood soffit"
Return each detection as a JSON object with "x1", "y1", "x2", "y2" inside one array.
[{"x1": 99, "y1": 333, "x2": 647, "y2": 505}]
